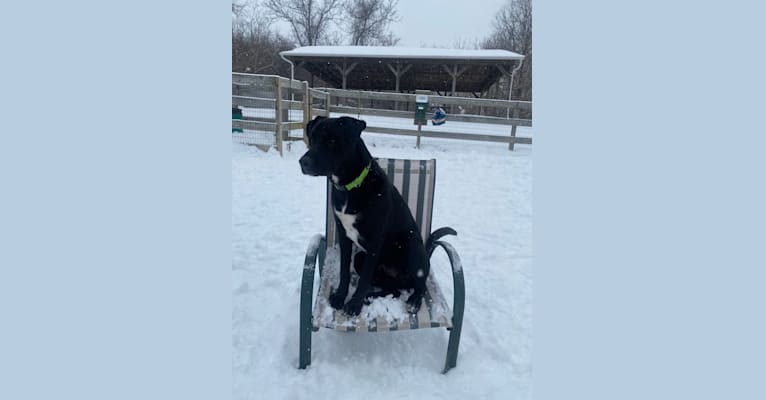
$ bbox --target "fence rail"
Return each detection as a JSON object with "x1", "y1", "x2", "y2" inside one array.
[
  {"x1": 329, "y1": 105, "x2": 533, "y2": 127},
  {"x1": 232, "y1": 73, "x2": 532, "y2": 154},
  {"x1": 320, "y1": 87, "x2": 532, "y2": 111},
  {"x1": 364, "y1": 126, "x2": 532, "y2": 145}
]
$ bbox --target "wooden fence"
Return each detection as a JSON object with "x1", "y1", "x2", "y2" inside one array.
[
  {"x1": 232, "y1": 72, "x2": 532, "y2": 154},
  {"x1": 232, "y1": 73, "x2": 328, "y2": 155}
]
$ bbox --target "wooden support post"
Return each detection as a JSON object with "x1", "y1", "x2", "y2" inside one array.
[
  {"x1": 451, "y1": 65, "x2": 457, "y2": 96},
  {"x1": 442, "y1": 64, "x2": 469, "y2": 94},
  {"x1": 386, "y1": 63, "x2": 412, "y2": 110},
  {"x1": 496, "y1": 65, "x2": 513, "y2": 117},
  {"x1": 326, "y1": 91, "x2": 332, "y2": 116},
  {"x1": 442, "y1": 64, "x2": 468, "y2": 113},
  {"x1": 335, "y1": 62, "x2": 358, "y2": 90},
  {"x1": 394, "y1": 74, "x2": 400, "y2": 111},
  {"x1": 275, "y1": 77, "x2": 283, "y2": 156},
  {"x1": 450, "y1": 65, "x2": 457, "y2": 114},
  {"x1": 357, "y1": 90, "x2": 362, "y2": 118},
  {"x1": 509, "y1": 106, "x2": 520, "y2": 151}
]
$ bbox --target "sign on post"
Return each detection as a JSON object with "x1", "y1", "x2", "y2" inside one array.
[{"x1": 414, "y1": 94, "x2": 429, "y2": 125}]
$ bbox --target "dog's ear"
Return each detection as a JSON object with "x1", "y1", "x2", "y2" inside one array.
[
  {"x1": 338, "y1": 116, "x2": 367, "y2": 137},
  {"x1": 306, "y1": 116, "x2": 326, "y2": 134}
]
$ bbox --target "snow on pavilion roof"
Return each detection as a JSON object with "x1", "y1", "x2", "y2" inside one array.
[{"x1": 281, "y1": 46, "x2": 524, "y2": 61}]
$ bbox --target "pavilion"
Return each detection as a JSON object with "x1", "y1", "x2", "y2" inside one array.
[{"x1": 279, "y1": 46, "x2": 524, "y2": 97}]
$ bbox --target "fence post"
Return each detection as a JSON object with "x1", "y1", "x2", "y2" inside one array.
[
  {"x1": 326, "y1": 91, "x2": 332, "y2": 117},
  {"x1": 303, "y1": 81, "x2": 311, "y2": 144},
  {"x1": 416, "y1": 124, "x2": 422, "y2": 149},
  {"x1": 509, "y1": 105, "x2": 519, "y2": 151},
  {"x1": 275, "y1": 77, "x2": 283, "y2": 156},
  {"x1": 357, "y1": 90, "x2": 362, "y2": 118}
]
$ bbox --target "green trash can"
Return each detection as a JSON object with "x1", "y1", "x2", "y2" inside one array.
[{"x1": 232, "y1": 107, "x2": 243, "y2": 133}]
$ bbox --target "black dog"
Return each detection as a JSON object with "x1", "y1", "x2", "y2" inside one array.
[{"x1": 299, "y1": 116, "x2": 456, "y2": 316}]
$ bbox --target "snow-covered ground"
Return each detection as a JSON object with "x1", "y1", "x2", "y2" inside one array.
[{"x1": 232, "y1": 122, "x2": 532, "y2": 399}]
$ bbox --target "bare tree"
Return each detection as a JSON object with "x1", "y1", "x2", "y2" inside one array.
[
  {"x1": 376, "y1": 31, "x2": 400, "y2": 46},
  {"x1": 263, "y1": 0, "x2": 344, "y2": 46},
  {"x1": 232, "y1": 1, "x2": 294, "y2": 75},
  {"x1": 232, "y1": 1, "x2": 268, "y2": 38},
  {"x1": 232, "y1": 0, "x2": 246, "y2": 17},
  {"x1": 453, "y1": 37, "x2": 482, "y2": 50},
  {"x1": 345, "y1": 0, "x2": 400, "y2": 46},
  {"x1": 483, "y1": 0, "x2": 532, "y2": 101}
]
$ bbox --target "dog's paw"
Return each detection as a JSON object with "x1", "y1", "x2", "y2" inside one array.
[
  {"x1": 329, "y1": 290, "x2": 347, "y2": 310},
  {"x1": 343, "y1": 297, "x2": 364, "y2": 316},
  {"x1": 406, "y1": 294, "x2": 423, "y2": 314}
]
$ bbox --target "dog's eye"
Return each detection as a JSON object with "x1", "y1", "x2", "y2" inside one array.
[{"x1": 329, "y1": 138, "x2": 336, "y2": 145}]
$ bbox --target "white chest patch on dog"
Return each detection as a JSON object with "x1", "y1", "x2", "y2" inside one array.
[{"x1": 335, "y1": 202, "x2": 366, "y2": 252}]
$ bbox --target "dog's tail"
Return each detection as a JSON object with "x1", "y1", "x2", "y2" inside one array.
[{"x1": 426, "y1": 226, "x2": 457, "y2": 257}]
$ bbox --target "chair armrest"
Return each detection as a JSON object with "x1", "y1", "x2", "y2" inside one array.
[
  {"x1": 432, "y1": 240, "x2": 464, "y2": 326},
  {"x1": 301, "y1": 234, "x2": 325, "y2": 303},
  {"x1": 303, "y1": 234, "x2": 325, "y2": 272}
]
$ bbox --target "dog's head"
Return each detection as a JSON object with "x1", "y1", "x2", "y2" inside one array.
[{"x1": 299, "y1": 116, "x2": 367, "y2": 176}]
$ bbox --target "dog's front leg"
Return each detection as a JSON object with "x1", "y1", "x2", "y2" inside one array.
[
  {"x1": 343, "y1": 241, "x2": 383, "y2": 316},
  {"x1": 329, "y1": 224, "x2": 352, "y2": 309}
]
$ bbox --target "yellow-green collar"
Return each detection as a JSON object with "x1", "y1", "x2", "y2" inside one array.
[{"x1": 334, "y1": 162, "x2": 371, "y2": 191}]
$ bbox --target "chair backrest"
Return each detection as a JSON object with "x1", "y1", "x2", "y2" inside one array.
[{"x1": 325, "y1": 158, "x2": 437, "y2": 248}]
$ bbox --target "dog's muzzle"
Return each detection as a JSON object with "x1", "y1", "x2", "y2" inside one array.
[{"x1": 299, "y1": 154, "x2": 317, "y2": 176}]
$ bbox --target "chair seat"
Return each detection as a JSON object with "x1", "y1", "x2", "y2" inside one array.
[{"x1": 312, "y1": 246, "x2": 453, "y2": 332}]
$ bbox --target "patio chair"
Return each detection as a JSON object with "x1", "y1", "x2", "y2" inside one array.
[{"x1": 299, "y1": 157, "x2": 465, "y2": 373}]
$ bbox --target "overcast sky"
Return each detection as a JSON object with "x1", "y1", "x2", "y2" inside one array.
[
  {"x1": 268, "y1": 0, "x2": 510, "y2": 49},
  {"x1": 391, "y1": 0, "x2": 508, "y2": 48}
]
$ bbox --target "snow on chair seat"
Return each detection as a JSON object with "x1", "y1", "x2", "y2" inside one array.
[{"x1": 312, "y1": 247, "x2": 453, "y2": 332}]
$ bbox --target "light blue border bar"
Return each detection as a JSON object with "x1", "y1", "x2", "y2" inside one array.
[
  {"x1": 535, "y1": 1, "x2": 766, "y2": 399},
  {"x1": 0, "y1": 2, "x2": 230, "y2": 399}
]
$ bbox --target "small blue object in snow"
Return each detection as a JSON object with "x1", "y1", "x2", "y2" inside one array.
[{"x1": 431, "y1": 107, "x2": 446, "y2": 126}]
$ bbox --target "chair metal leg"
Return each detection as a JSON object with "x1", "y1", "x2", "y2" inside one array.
[
  {"x1": 443, "y1": 320, "x2": 463, "y2": 373},
  {"x1": 299, "y1": 235, "x2": 324, "y2": 369},
  {"x1": 433, "y1": 240, "x2": 464, "y2": 374},
  {"x1": 299, "y1": 312, "x2": 312, "y2": 369}
]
